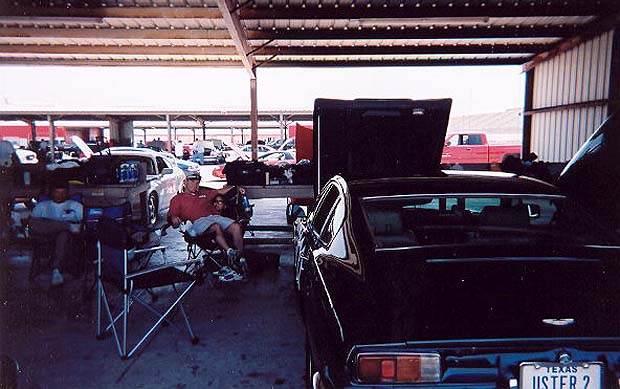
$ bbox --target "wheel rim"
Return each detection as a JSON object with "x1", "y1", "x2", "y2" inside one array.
[{"x1": 148, "y1": 194, "x2": 157, "y2": 224}]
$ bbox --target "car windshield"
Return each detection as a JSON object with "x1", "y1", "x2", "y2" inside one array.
[{"x1": 361, "y1": 193, "x2": 617, "y2": 249}]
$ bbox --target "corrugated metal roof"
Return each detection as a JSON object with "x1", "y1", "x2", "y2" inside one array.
[{"x1": 0, "y1": 0, "x2": 616, "y2": 67}]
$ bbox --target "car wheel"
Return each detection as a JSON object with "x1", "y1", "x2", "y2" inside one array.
[{"x1": 147, "y1": 193, "x2": 158, "y2": 225}]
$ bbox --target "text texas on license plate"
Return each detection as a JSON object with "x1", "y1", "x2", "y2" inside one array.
[{"x1": 520, "y1": 362, "x2": 602, "y2": 389}]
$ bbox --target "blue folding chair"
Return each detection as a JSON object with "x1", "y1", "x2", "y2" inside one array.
[{"x1": 95, "y1": 217, "x2": 203, "y2": 359}]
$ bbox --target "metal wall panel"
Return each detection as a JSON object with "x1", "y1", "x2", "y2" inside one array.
[{"x1": 530, "y1": 30, "x2": 614, "y2": 162}]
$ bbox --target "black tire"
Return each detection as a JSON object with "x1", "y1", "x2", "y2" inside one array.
[{"x1": 147, "y1": 192, "x2": 158, "y2": 226}]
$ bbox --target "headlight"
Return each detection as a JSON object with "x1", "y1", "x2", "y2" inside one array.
[{"x1": 357, "y1": 352, "x2": 441, "y2": 384}]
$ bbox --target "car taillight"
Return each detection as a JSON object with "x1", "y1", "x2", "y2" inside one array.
[{"x1": 357, "y1": 353, "x2": 441, "y2": 384}]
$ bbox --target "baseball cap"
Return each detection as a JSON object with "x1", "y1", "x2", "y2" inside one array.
[{"x1": 186, "y1": 172, "x2": 201, "y2": 181}]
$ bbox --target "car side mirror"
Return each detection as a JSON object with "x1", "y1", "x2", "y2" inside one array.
[
  {"x1": 527, "y1": 204, "x2": 541, "y2": 219},
  {"x1": 161, "y1": 168, "x2": 174, "y2": 175}
]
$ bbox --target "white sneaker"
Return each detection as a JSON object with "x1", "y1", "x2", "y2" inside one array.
[
  {"x1": 218, "y1": 271, "x2": 243, "y2": 282},
  {"x1": 226, "y1": 248, "x2": 240, "y2": 263},
  {"x1": 238, "y1": 257, "x2": 249, "y2": 278},
  {"x1": 51, "y1": 268, "x2": 64, "y2": 286},
  {"x1": 212, "y1": 266, "x2": 234, "y2": 277}
]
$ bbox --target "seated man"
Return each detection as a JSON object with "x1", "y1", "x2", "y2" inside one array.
[
  {"x1": 30, "y1": 181, "x2": 83, "y2": 286},
  {"x1": 167, "y1": 172, "x2": 245, "y2": 268}
]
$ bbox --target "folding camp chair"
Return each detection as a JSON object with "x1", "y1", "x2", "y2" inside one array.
[
  {"x1": 164, "y1": 189, "x2": 253, "y2": 279},
  {"x1": 28, "y1": 193, "x2": 85, "y2": 282},
  {"x1": 95, "y1": 217, "x2": 202, "y2": 359}
]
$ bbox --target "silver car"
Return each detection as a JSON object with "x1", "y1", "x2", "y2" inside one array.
[{"x1": 100, "y1": 147, "x2": 186, "y2": 224}]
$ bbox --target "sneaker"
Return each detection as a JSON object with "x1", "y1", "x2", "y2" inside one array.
[
  {"x1": 238, "y1": 257, "x2": 249, "y2": 277},
  {"x1": 51, "y1": 268, "x2": 64, "y2": 286},
  {"x1": 218, "y1": 271, "x2": 243, "y2": 282},
  {"x1": 212, "y1": 266, "x2": 233, "y2": 277},
  {"x1": 226, "y1": 248, "x2": 240, "y2": 263}
]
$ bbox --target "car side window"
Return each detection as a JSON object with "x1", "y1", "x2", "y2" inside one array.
[
  {"x1": 311, "y1": 185, "x2": 339, "y2": 234},
  {"x1": 468, "y1": 135, "x2": 483, "y2": 145},
  {"x1": 320, "y1": 197, "x2": 345, "y2": 244},
  {"x1": 155, "y1": 157, "x2": 167, "y2": 173}
]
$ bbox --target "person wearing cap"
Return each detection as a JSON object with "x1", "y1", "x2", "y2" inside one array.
[
  {"x1": 30, "y1": 181, "x2": 83, "y2": 286},
  {"x1": 167, "y1": 172, "x2": 245, "y2": 264}
]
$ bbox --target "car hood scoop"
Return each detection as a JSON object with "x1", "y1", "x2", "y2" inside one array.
[{"x1": 350, "y1": 252, "x2": 620, "y2": 345}]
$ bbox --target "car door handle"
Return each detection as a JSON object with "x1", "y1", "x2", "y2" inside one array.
[{"x1": 466, "y1": 147, "x2": 472, "y2": 151}]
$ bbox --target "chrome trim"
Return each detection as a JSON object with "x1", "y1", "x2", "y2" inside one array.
[{"x1": 362, "y1": 193, "x2": 566, "y2": 202}]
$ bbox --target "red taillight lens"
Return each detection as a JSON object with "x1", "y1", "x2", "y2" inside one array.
[{"x1": 357, "y1": 353, "x2": 440, "y2": 384}]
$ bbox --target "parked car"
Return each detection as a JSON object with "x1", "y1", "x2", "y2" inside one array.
[
  {"x1": 295, "y1": 171, "x2": 620, "y2": 388},
  {"x1": 13, "y1": 147, "x2": 38, "y2": 164},
  {"x1": 258, "y1": 150, "x2": 296, "y2": 166},
  {"x1": 94, "y1": 147, "x2": 185, "y2": 224},
  {"x1": 278, "y1": 138, "x2": 296, "y2": 151},
  {"x1": 240, "y1": 144, "x2": 275, "y2": 158},
  {"x1": 296, "y1": 99, "x2": 620, "y2": 389},
  {"x1": 175, "y1": 158, "x2": 201, "y2": 176}
]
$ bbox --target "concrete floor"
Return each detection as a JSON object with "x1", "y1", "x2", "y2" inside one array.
[{"x1": 0, "y1": 197, "x2": 305, "y2": 388}]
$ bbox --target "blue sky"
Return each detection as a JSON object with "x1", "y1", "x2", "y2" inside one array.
[{"x1": 0, "y1": 64, "x2": 524, "y2": 116}]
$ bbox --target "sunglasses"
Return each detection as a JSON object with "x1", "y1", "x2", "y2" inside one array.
[{"x1": 213, "y1": 200, "x2": 225, "y2": 204}]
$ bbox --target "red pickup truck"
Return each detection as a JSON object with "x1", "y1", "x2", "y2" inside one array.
[{"x1": 441, "y1": 133, "x2": 521, "y2": 166}]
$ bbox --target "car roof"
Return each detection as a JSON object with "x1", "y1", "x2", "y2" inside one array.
[{"x1": 346, "y1": 170, "x2": 561, "y2": 197}]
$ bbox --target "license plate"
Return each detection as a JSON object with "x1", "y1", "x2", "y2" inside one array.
[{"x1": 520, "y1": 362, "x2": 602, "y2": 389}]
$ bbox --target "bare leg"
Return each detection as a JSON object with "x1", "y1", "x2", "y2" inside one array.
[
  {"x1": 225, "y1": 222, "x2": 244, "y2": 252},
  {"x1": 206, "y1": 223, "x2": 229, "y2": 251}
]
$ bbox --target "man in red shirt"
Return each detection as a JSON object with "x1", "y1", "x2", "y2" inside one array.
[{"x1": 167, "y1": 173, "x2": 244, "y2": 263}]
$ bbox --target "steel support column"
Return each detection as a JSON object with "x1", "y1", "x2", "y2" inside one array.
[
  {"x1": 47, "y1": 115, "x2": 55, "y2": 162},
  {"x1": 27, "y1": 120, "x2": 36, "y2": 144},
  {"x1": 250, "y1": 77, "x2": 258, "y2": 160},
  {"x1": 608, "y1": 28, "x2": 620, "y2": 114},
  {"x1": 166, "y1": 114, "x2": 172, "y2": 153},
  {"x1": 522, "y1": 69, "x2": 535, "y2": 158}
]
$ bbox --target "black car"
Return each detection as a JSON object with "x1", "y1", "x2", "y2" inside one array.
[{"x1": 295, "y1": 99, "x2": 620, "y2": 389}]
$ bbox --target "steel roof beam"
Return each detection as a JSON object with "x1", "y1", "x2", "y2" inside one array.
[
  {"x1": 0, "y1": 57, "x2": 530, "y2": 67},
  {"x1": 0, "y1": 27, "x2": 231, "y2": 39},
  {"x1": 0, "y1": 44, "x2": 239, "y2": 55},
  {"x1": 260, "y1": 58, "x2": 530, "y2": 66},
  {"x1": 240, "y1": 4, "x2": 616, "y2": 19},
  {"x1": 251, "y1": 43, "x2": 552, "y2": 55},
  {"x1": 0, "y1": 58, "x2": 244, "y2": 66},
  {"x1": 0, "y1": 43, "x2": 551, "y2": 56},
  {"x1": 0, "y1": 25, "x2": 576, "y2": 41},
  {"x1": 217, "y1": 0, "x2": 256, "y2": 77},
  {"x1": 0, "y1": 7, "x2": 222, "y2": 19},
  {"x1": 247, "y1": 25, "x2": 579, "y2": 40}
]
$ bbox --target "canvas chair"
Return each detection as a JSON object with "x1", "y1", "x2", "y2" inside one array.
[{"x1": 95, "y1": 217, "x2": 202, "y2": 359}]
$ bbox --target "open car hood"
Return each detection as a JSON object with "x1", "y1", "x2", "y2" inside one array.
[
  {"x1": 71, "y1": 135, "x2": 94, "y2": 158},
  {"x1": 313, "y1": 98, "x2": 452, "y2": 192},
  {"x1": 557, "y1": 110, "x2": 620, "y2": 229}
]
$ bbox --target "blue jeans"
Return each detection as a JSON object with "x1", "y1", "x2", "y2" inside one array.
[{"x1": 192, "y1": 152, "x2": 204, "y2": 165}]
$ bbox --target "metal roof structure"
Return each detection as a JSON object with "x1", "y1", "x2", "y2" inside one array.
[
  {"x1": 1, "y1": 0, "x2": 618, "y2": 73},
  {"x1": 0, "y1": 109, "x2": 312, "y2": 122}
]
